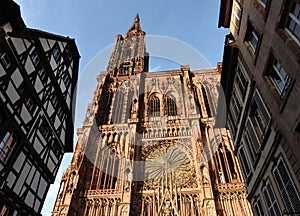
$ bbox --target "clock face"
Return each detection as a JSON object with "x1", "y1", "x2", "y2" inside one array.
[{"x1": 144, "y1": 144, "x2": 192, "y2": 188}]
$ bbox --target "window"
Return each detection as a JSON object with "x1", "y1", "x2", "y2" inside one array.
[
  {"x1": 64, "y1": 44, "x2": 72, "y2": 60},
  {"x1": 18, "y1": 83, "x2": 36, "y2": 114},
  {"x1": 262, "y1": 180, "x2": 281, "y2": 216},
  {"x1": 166, "y1": 95, "x2": 177, "y2": 116},
  {"x1": 244, "y1": 119, "x2": 261, "y2": 162},
  {"x1": 237, "y1": 145, "x2": 252, "y2": 182},
  {"x1": 57, "y1": 107, "x2": 64, "y2": 119},
  {"x1": 272, "y1": 157, "x2": 300, "y2": 213},
  {"x1": 267, "y1": 56, "x2": 291, "y2": 98},
  {"x1": 149, "y1": 95, "x2": 160, "y2": 117},
  {"x1": 245, "y1": 22, "x2": 259, "y2": 53},
  {"x1": 249, "y1": 90, "x2": 271, "y2": 140},
  {"x1": 62, "y1": 73, "x2": 70, "y2": 87},
  {"x1": 37, "y1": 67, "x2": 46, "y2": 83},
  {"x1": 0, "y1": 53, "x2": 11, "y2": 69},
  {"x1": 260, "y1": 0, "x2": 268, "y2": 7},
  {"x1": 0, "y1": 130, "x2": 17, "y2": 163},
  {"x1": 122, "y1": 66, "x2": 129, "y2": 75},
  {"x1": 24, "y1": 96, "x2": 35, "y2": 113},
  {"x1": 40, "y1": 120, "x2": 50, "y2": 139},
  {"x1": 229, "y1": 91, "x2": 242, "y2": 124},
  {"x1": 253, "y1": 197, "x2": 265, "y2": 216},
  {"x1": 52, "y1": 45, "x2": 61, "y2": 62},
  {"x1": 235, "y1": 64, "x2": 248, "y2": 99},
  {"x1": 51, "y1": 94, "x2": 59, "y2": 109},
  {"x1": 231, "y1": 1, "x2": 241, "y2": 30},
  {"x1": 30, "y1": 50, "x2": 40, "y2": 66},
  {"x1": 227, "y1": 113, "x2": 237, "y2": 139},
  {"x1": 286, "y1": 1, "x2": 300, "y2": 44}
]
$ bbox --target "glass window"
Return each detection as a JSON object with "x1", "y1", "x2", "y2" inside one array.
[
  {"x1": 244, "y1": 119, "x2": 261, "y2": 162},
  {"x1": 227, "y1": 113, "x2": 237, "y2": 139},
  {"x1": 51, "y1": 94, "x2": 59, "y2": 109},
  {"x1": 262, "y1": 180, "x2": 281, "y2": 216},
  {"x1": 62, "y1": 73, "x2": 70, "y2": 87},
  {"x1": 149, "y1": 95, "x2": 160, "y2": 117},
  {"x1": 30, "y1": 50, "x2": 40, "y2": 66},
  {"x1": 229, "y1": 91, "x2": 242, "y2": 124},
  {"x1": 249, "y1": 90, "x2": 271, "y2": 140},
  {"x1": 286, "y1": 2, "x2": 300, "y2": 44},
  {"x1": 0, "y1": 130, "x2": 17, "y2": 164},
  {"x1": 52, "y1": 45, "x2": 61, "y2": 62},
  {"x1": 166, "y1": 95, "x2": 177, "y2": 116},
  {"x1": 122, "y1": 66, "x2": 129, "y2": 75},
  {"x1": 267, "y1": 56, "x2": 291, "y2": 98},
  {"x1": 231, "y1": 1, "x2": 241, "y2": 30},
  {"x1": 0, "y1": 53, "x2": 11, "y2": 69},
  {"x1": 245, "y1": 22, "x2": 259, "y2": 53},
  {"x1": 24, "y1": 96, "x2": 35, "y2": 113},
  {"x1": 272, "y1": 158, "x2": 300, "y2": 213},
  {"x1": 237, "y1": 145, "x2": 252, "y2": 181},
  {"x1": 37, "y1": 67, "x2": 46, "y2": 83},
  {"x1": 253, "y1": 197, "x2": 265, "y2": 216},
  {"x1": 65, "y1": 44, "x2": 72, "y2": 60},
  {"x1": 235, "y1": 64, "x2": 248, "y2": 99},
  {"x1": 260, "y1": 0, "x2": 268, "y2": 7},
  {"x1": 40, "y1": 120, "x2": 50, "y2": 139}
]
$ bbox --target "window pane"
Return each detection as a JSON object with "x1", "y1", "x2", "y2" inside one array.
[
  {"x1": 287, "y1": 2, "x2": 300, "y2": 43},
  {"x1": 269, "y1": 57, "x2": 291, "y2": 97},
  {"x1": 0, "y1": 130, "x2": 17, "y2": 163},
  {"x1": 52, "y1": 45, "x2": 61, "y2": 62},
  {"x1": 263, "y1": 181, "x2": 281, "y2": 215},
  {"x1": 149, "y1": 96, "x2": 160, "y2": 117},
  {"x1": 292, "y1": 2, "x2": 300, "y2": 18},
  {"x1": 0, "y1": 53, "x2": 11, "y2": 69},
  {"x1": 30, "y1": 51, "x2": 40, "y2": 66},
  {"x1": 245, "y1": 22, "x2": 259, "y2": 53},
  {"x1": 237, "y1": 146, "x2": 252, "y2": 181}
]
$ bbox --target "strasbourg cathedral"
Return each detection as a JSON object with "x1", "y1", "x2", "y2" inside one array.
[{"x1": 51, "y1": 15, "x2": 253, "y2": 216}]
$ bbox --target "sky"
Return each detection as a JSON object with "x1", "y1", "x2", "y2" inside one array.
[{"x1": 13, "y1": 0, "x2": 229, "y2": 215}]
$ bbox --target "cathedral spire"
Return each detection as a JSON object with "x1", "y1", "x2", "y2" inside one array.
[
  {"x1": 106, "y1": 14, "x2": 149, "y2": 76},
  {"x1": 125, "y1": 13, "x2": 143, "y2": 37}
]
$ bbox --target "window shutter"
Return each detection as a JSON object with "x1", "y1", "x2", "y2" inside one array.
[
  {"x1": 245, "y1": 119, "x2": 261, "y2": 160},
  {"x1": 273, "y1": 159, "x2": 300, "y2": 212},
  {"x1": 262, "y1": 181, "x2": 281, "y2": 216},
  {"x1": 253, "y1": 91, "x2": 271, "y2": 131},
  {"x1": 237, "y1": 146, "x2": 252, "y2": 181}
]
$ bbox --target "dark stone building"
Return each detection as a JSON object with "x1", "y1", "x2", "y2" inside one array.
[
  {"x1": 0, "y1": 0, "x2": 80, "y2": 214},
  {"x1": 219, "y1": 0, "x2": 300, "y2": 215}
]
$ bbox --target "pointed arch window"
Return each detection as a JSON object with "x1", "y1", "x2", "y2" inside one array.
[
  {"x1": 167, "y1": 95, "x2": 177, "y2": 116},
  {"x1": 149, "y1": 95, "x2": 160, "y2": 117}
]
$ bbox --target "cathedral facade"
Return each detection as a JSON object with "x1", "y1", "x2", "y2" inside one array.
[{"x1": 51, "y1": 15, "x2": 253, "y2": 216}]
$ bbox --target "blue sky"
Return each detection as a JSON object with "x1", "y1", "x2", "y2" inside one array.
[{"x1": 14, "y1": 0, "x2": 228, "y2": 215}]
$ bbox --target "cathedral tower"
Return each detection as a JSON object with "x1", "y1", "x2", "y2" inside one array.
[{"x1": 51, "y1": 15, "x2": 253, "y2": 216}]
